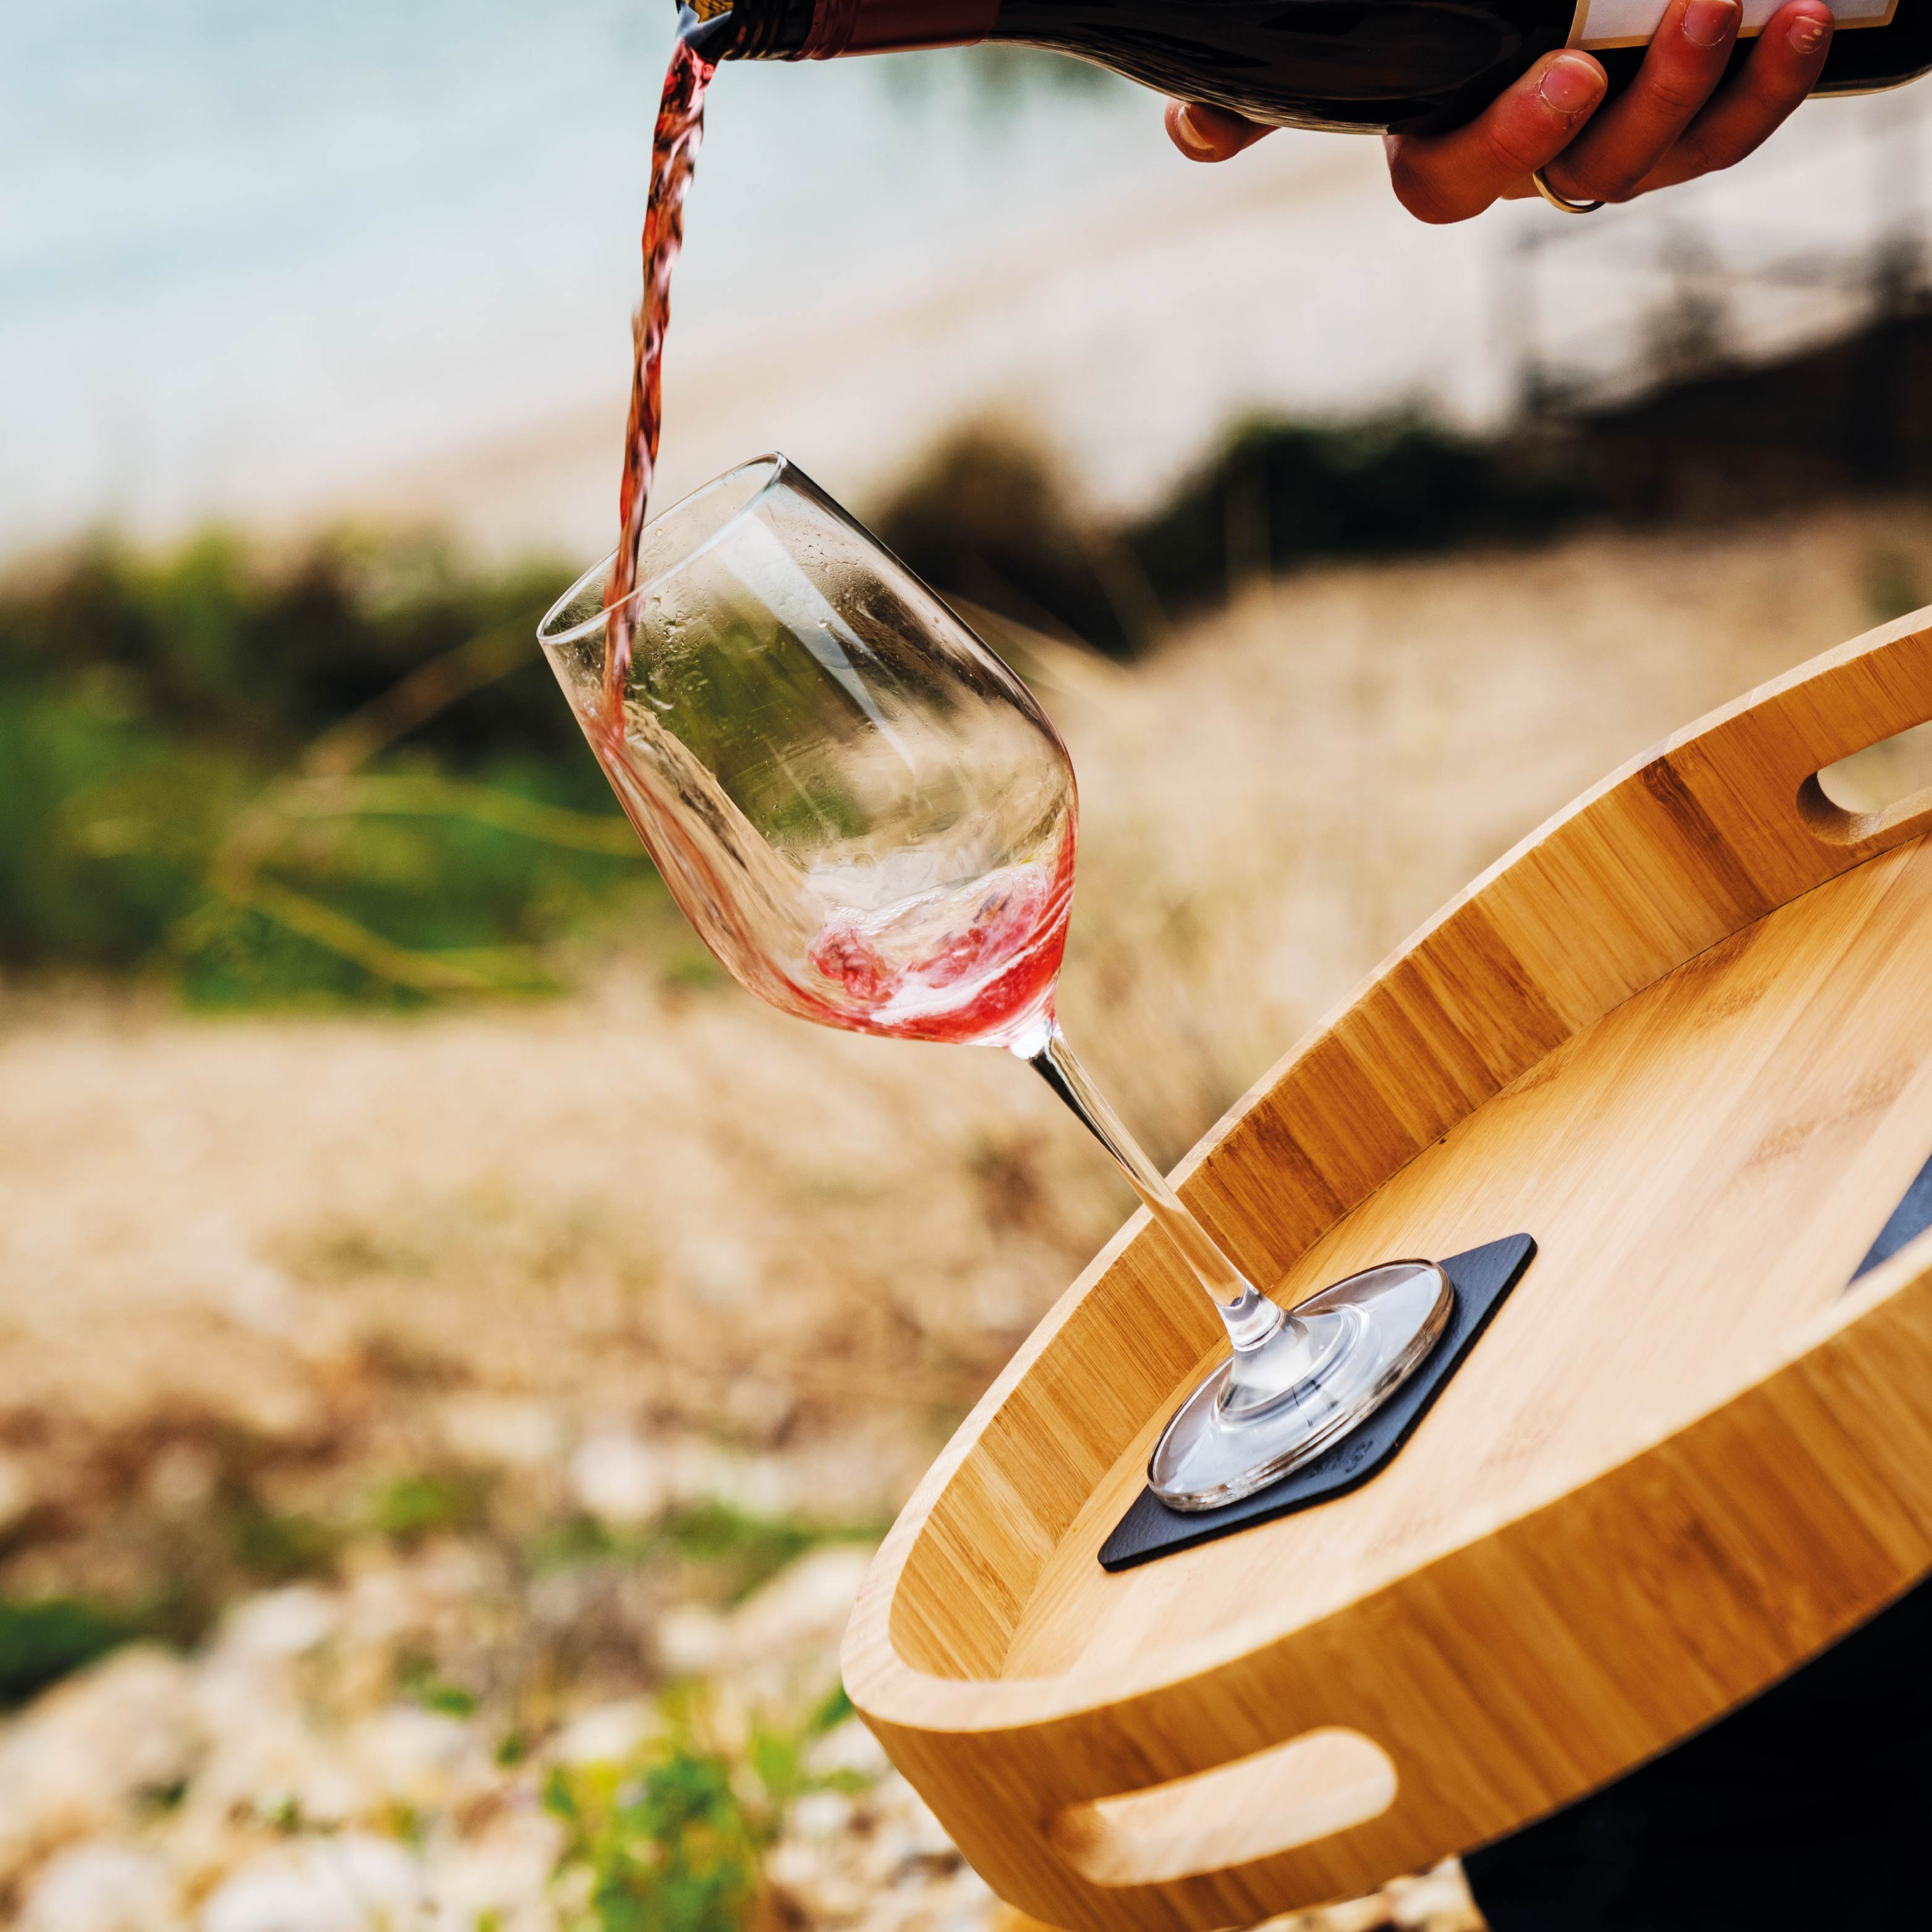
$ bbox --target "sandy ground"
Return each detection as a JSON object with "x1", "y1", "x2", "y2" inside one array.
[{"x1": 0, "y1": 504, "x2": 1925, "y2": 1928}]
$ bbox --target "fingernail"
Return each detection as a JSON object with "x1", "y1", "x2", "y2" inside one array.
[
  {"x1": 1171, "y1": 106, "x2": 1215, "y2": 156},
  {"x1": 1540, "y1": 56, "x2": 1605, "y2": 115},
  {"x1": 1683, "y1": 0, "x2": 1739, "y2": 46},
  {"x1": 1789, "y1": 11, "x2": 1829, "y2": 51}
]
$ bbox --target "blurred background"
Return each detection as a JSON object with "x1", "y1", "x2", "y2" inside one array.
[{"x1": 7, "y1": 4, "x2": 1932, "y2": 1930}]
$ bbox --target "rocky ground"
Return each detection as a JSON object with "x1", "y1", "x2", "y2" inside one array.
[
  {"x1": 0, "y1": 1551, "x2": 1484, "y2": 1932},
  {"x1": 0, "y1": 507, "x2": 1923, "y2": 1930}
]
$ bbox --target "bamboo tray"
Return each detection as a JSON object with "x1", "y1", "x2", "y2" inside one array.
[{"x1": 841, "y1": 608, "x2": 1932, "y2": 1932}]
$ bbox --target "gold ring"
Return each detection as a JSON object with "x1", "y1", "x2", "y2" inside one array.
[{"x1": 1532, "y1": 168, "x2": 1605, "y2": 214}]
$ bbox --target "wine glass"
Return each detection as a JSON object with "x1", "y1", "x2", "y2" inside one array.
[{"x1": 537, "y1": 454, "x2": 1450, "y2": 1510}]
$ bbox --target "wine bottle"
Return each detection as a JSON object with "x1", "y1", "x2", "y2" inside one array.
[{"x1": 686, "y1": 0, "x2": 1928, "y2": 135}]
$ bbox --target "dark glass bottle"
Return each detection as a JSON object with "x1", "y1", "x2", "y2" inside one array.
[{"x1": 687, "y1": 0, "x2": 1928, "y2": 134}]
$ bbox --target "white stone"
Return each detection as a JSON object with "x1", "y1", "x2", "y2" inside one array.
[
  {"x1": 683, "y1": 1445, "x2": 793, "y2": 1517},
  {"x1": 422, "y1": 1808, "x2": 564, "y2": 1930},
  {"x1": 879, "y1": 1774, "x2": 958, "y2": 1863},
  {"x1": 787, "y1": 1790, "x2": 854, "y2": 1841},
  {"x1": 0, "y1": 1647, "x2": 203, "y2": 1884},
  {"x1": 653, "y1": 1605, "x2": 728, "y2": 1677},
  {"x1": 338, "y1": 1564, "x2": 438, "y2": 1653},
  {"x1": 804, "y1": 1717, "x2": 890, "y2": 1780},
  {"x1": 764, "y1": 1839, "x2": 824, "y2": 1891},
  {"x1": 722, "y1": 1376, "x2": 797, "y2": 1444},
  {"x1": 550, "y1": 1699, "x2": 661, "y2": 1768},
  {"x1": 177, "y1": 1702, "x2": 368, "y2": 1836},
  {"x1": 199, "y1": 1834, "x2": 423, "y2": 1932},
  {"x1": 570, "y1": 1431, "x2": 802, "y2": 1525},
  {"x1": 19, "y1": 1841, "x2": 179, "y2": 1932},
  {"x1": 349, "y1": 1706, "x2": 473, "y2": 1808},
  {"x1": 1386, "y1": 1858, "x2": 1485, "y2": 1930},
  {"x1": 674, "y1": 1234, "x2": 760, "y2": 1308},
  {"x1": 725, "y1": 1545, "x2": 873, "y2": 1662},
  {"x1": 435, "y1": 1395, "x2": 563, "y2": 1470},
  {"x1": 567, "y1": 1433, "x2": 666, "y2": 1526},
  {"x1": 216, "y1": 1588, "x2": 340, "y2": 1661}
]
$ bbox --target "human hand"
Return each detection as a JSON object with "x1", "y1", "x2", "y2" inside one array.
[{"x1": 1164, "y1": 0, "x2": 1835, "y2": 223}]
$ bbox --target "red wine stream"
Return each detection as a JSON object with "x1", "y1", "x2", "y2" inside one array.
[{"x1": 603, "y1": 12, "x2": 718, "y2": 719}]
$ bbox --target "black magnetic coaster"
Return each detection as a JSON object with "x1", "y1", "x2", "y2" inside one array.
[
  {"x1": 1850, "y1": 1148, "x2": 1932, "y2": 1285},
  {"x1": 1098, "y1": 1233, "x2": 1538, "y2": 1573}
]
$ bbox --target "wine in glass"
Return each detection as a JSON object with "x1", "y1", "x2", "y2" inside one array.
[{"x1": 538, "y1": 454, "x2": 1449, "y2": 1510}]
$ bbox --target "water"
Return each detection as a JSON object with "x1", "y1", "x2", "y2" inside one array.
[
  {"x1": 0, "y1": 0, "x2": 1157, "y2": 556},
  {"x1": 9, "y1": 2, "x2": 1932, "y2": 562}
]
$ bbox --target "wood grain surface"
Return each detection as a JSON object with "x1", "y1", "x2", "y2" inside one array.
[{"x1": 841, "y1": 607, "x2": 1932, "y2": 1932}]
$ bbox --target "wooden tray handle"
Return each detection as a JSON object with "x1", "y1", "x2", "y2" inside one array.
[
  {"x1": 1044, "y1": 1726, "x2": 1398, "y2": 1893},
  {"x1": 1772, "y1": 611, "x2": 1932, "y2": 857},
  {"x1": 1797, "y1": 761, "x2": 1932, "y2": 851}
]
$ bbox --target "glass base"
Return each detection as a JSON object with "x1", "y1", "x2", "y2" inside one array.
[{"x1": 1147, "y1": 1259, "x2": 1453, "y2": 1512}]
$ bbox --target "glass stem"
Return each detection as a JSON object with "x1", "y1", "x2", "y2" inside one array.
[{"x1": 1022, "y1": 1024, "x2": 1285, "y2": 1355}]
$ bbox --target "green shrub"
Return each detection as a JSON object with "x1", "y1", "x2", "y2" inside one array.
[
  {"x1": 226, "y1": 1504, "x2": 344, "y2": 1583},
  {"x1": 527, "y1": 1503, "x2": 885, "y2": 1607},
  {"x1": 0, "y1": 535, "x2": 661, "y2": 1003},
  {"x1": 548, "y1": 1747, "x2": 765, "y2": 1932},
  {"x1": 1128, "y1": 414, "x2": 1605, "y2": 611},
  {"x1": 0, "y1": 1598, "x2": 137, "y2": 1706},
  {"x1": 544, "y1": 1684, "x2": 863, "y2": 1932},
  {"x1": 1, "y1": 417, "x2": 1604, "y2": 1001},
  {"x1": 368, "y1": 1471, "x2": 493, "y2": 1541},
  {"x1": 872, "y1": 411, "x2": 1607, "y2": 655},
  {"x1": 0, "y1": 534, "x2": 575, "y2": 762}
]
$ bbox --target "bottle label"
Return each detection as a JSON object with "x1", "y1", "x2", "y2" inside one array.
[{"x1": 1570, "y1": 0, "x2": 1894, "y2": 48}]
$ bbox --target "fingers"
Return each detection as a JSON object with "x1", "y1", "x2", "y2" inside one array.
[
  {"x1": 1385, "y1": 51, "x2": 1607, "y2": 224},
  {"x1": 1630, "y1": 0, "x2": 1833, "y2": 191},
  {"x1": 1165, "y1": 99, "x2": 1275, "y2": 163},
  {"x1": 1212, "y1": 0, "x2": 1827, "y2": 215},
  {"x1": 1540, "y1": 0, "x2": 1742, "y2": 202}
]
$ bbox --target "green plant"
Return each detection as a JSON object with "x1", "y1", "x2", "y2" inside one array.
[
  {"x1": 368, "y1": 1471, "x2": 492, "y2": 1541},
  {"x1": 0, "y1": 1598, "x2": 136, "y2": 1706},
  {"x1": 525, "y1": 1504, "x2": 885, "y2": 1607},
  {"x1": 226, "y1": 1503, "x2": 344, "y2": 1583},
  {"x1": 547, "y1": 1746, "x2": 768, "y2": 1932},
  {"x1": 0, "y1": 535, "x2": 659, "y2": 1006},
  {"x1": 397, "y1": 1653, "x2": 479, "y2": 1717},
  {"x1": 545, "y1": 1685, "x2": 864, "y2": 1932},
  {"x1": 655, "y1": 1502, "x2": 823, "y2": 1604}
]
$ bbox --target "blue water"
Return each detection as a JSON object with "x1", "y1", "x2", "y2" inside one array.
[
  {"x1": 0, "y1": 0, "x2": 1152, "y2": 555},
  {"x1": 10, "y1": 3, "x2": 1923, "y2": 561}
]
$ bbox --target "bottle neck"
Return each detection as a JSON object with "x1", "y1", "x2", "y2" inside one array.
[{"x1": 709, "y1": 0, "x2": 1002, "y2": 60}]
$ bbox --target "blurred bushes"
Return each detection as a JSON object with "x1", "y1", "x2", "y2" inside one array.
[
  {"x1": 871, "y1": 422, "x2": 1143, "y2": 652},
  {"x1": 0, "y1": 534, "x2": 655, "y2": 1005},
  {"x1": 1, "y1": 532, "x2": 574, "y2": 759},
  {"x1": 0, "y1": 1599, "x2": 143, "y2": 1708},
  {"x1": 873, "y1": 411, "x2": 1604, "y2": 655},
  {"x1": 1, "y1": 411, "x2": 1605, "y2": 1003},
  {"x1": 1131, "y1": 414, "x2": 1603, "y2": 608}
]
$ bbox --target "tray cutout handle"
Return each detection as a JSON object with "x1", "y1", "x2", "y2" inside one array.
[
  {"x1": 1800, "y1": 716, "x2": 1932, "y2": 851},
  {"x1": 1045, "y1": 1726, "x2": 1396, "y2": 1889}
]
